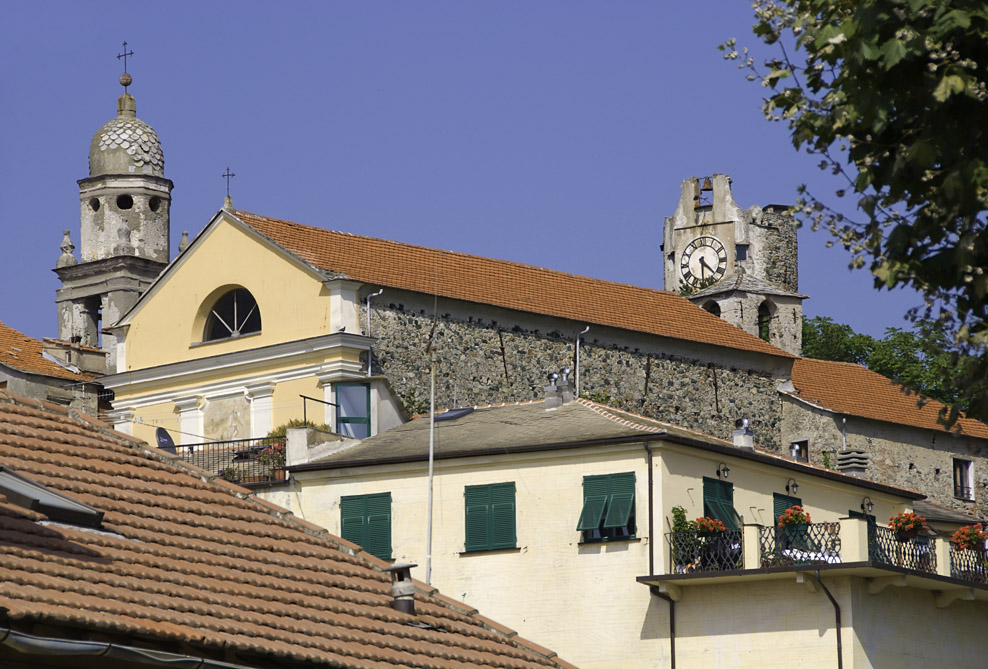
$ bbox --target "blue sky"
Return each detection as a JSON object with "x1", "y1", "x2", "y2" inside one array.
[{"x1": 0, "y1": 1, "x2": 922, "y2": 342}]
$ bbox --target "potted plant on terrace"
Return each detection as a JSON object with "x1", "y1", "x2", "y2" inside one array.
[
  {"x1": 670, "y1": 506, "x2": 700, "y2": 573},
  {"x1": 889, "y1": 511, "x2": 929, "y2": 541},
  {"x1": 257, "y1": 442, "x2": 286, "y2": 468},
  {"x1": 778, "y1": 505, "x2": 812, "y2": 550},
  {"x1": 695, "y1": 516, "x2": 726, "y2": 535},
  {"x1": 951, "y1": 524, "x2": 988, "y2": 552}
]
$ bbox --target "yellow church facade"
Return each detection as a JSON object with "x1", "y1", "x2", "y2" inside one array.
[{"x1": 100, "y1": 207, "x2": 406, "y2": 446}]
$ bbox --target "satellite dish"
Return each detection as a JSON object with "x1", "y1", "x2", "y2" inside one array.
[{"x1": 155, "y1": 427, "x2": 177, "y2": 455}]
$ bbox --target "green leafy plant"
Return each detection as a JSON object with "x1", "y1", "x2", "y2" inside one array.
[
  {"x1": 217, "y1": 467, "x2": 242, "y2": 483},
  {"x1": 777, "y1": 505, "x2": 811, "y2": 528},
  {"x1": 266, "y1": 419, "x2": 331, "y2": 439},
  {"x1": 671, "y1": 505, "x2": 698, "y2": 533},
  {"x1": 257, "y1": 442, "x2": 286, "y2": 467}
]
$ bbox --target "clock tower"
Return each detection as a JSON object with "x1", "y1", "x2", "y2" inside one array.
[{"x1": 662, "y1": 174, "x2": 805, "y2": 355}]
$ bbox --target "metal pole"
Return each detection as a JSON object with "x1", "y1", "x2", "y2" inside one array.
[
  {"x1": 366, "y1": 289, "x2": 384, "y2": 377},
  {"x1": 426, "y1": 362, "x2": 436, "y2": 585},
  {"x1": 576, "y1": 326, "x2": 590, "y2": 397}
]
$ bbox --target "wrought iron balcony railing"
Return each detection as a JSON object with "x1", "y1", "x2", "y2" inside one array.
[
  {"x1": 758, "y1": 522, "x2": 842, "y2": 567},
  {"x1": 177, "y1": 437, "x2": 287, "y2": 486},
  {"x1": 868, "y1": 525, "x2": 936, "y2": 573},
  {"x1": 950, "y1": 546, "x2": 988, "y2": 583},
  {"x1": 667, "y1": 530, "x2": 743, "y2": 574}
]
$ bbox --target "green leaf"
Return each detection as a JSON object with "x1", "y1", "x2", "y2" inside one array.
[
  {"x1": 880, "y1": 38, "x2": 908, "y2": 69},
  {"x1": 933, "y1": 74, "x2": 966, "y2": 102}
]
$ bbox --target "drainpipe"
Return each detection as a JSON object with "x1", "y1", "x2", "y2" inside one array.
[
  {"x1": 645, "y1": 442, "x2": 655, "y2": 575},
  {"x1": 575, "y1": 326, "x2": 589, "y2": 397},
  {"x1": 816, "y1": 570, "x2": 843, "y2": 669},
  {"x1": 650, "y1": 587, "x2": 676, "y2": 669},
  {"x1": 645, "y1": 443, "x2": 674, "y2": 667},
  {"x1": 366, "y1": 289, "x2": 384, "y2": 377},
  {"x1": 841, "y1": 417, "x2": 847, "y2": 451}
]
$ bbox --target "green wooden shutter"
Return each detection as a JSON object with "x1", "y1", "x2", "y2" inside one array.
[
  {"x1": 773, "y1": 493, "x2": 802, "y2": 524},
  {"x1": 490, "y1": 483, "x2": 516, "y2": 549},
  {"x1": 577, "y1": 475, "x2": 610, "y2": 530},
  {"x1": 340, "y1": 495, "x2": 366, "y2": 547},
  {"x1": 465, "y1": 485, "x2": 491, "y2": 551},
  {"x1": 365, "y1": 493, "x2": 392, "y2": 560},
  {"x1": 702, "y1": 477, "x2": 739, "y2": 530},
  {"x1": 602, "y1": 473, "x2": 636, "y2": 528}
]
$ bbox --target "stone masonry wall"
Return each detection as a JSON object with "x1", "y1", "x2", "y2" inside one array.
[
  {"x1": 365, "y1": 295, "x2": 785, "y2": 452},
  {"x1": 751, "y1": 208, "x2": 798, "y2": 293},
  {"x1": 782, "y1": 396, "x2": 988, "y2": 518}
]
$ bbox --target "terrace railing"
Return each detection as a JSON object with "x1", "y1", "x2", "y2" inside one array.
[
  {"x1": 178, "y1": 436, "x2": 286, "y2": 486},
  {"x1": 758, "y1": 522, "x2": 842, "y2": 567},
  {"x1": 667, "y1": 530, "x2": 743, "y2": 574},
  {"x1": 950, "y1": 547, "x2": 988, "y2": 584},
  {"x1": 868, "y1": 525, "x2": 936, "y2": 573}
]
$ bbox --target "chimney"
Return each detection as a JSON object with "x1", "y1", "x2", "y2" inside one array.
[
  {"x1": 544, "y1": 368, "x2": 575, "y2": 410},
  {"x1": 385, "y1": 563, "x2": 418, "y2": 615},
  {"x1": 836, "y1": 449, "x2": 870, "y2": 477},
  {"x1": 732, "y1": 417, "x2": 754, "y2": 449}
]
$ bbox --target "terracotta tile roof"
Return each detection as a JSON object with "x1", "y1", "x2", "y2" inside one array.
[
  {"x1": 233, "y1": 210, "x2": 791, "y2": 359},
  {"x1": 0, "y1": 321, "x2": 92, "y2": 382},
  {"x1": 790, "y1": 357, "x2": 988, "y2": 440},
  {"x1": 0, "y1": 390, "x2": 571, "y2": 668}
]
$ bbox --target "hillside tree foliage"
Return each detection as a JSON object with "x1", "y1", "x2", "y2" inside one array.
[
  {"x1": 722, "y1": 0, "x2": 988, "y2": 422},
  {"x1": 802, "y1": 315, "x2": 972, "y2": 408}
]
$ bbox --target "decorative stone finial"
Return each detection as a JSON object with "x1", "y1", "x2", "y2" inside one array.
[
  {"x1": 223, "y1": 195, "x2": 234, "y2": 211},
  {"x1": 119, "y1": 73, "x2": 132, "y2": 88},
  {"x1": 178, "y1": 231, "x2": 190, "y2": 254},
  {"x1": 56, "y1": 230, "x2": 78, "y2": 268}
]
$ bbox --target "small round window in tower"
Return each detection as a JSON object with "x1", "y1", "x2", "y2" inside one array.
[
  {"x1": 203, "y1": 289, "x2": 262, "y2": 342},
  {"x1": 116, "y1": 194, "x2": 134, "y2": 210},
  {"x1": 148, "y1": 196, "x2": 161, "y2": 212},
  {"x1": 88, "y1": 198, "x2": 101, "y2": 212}
]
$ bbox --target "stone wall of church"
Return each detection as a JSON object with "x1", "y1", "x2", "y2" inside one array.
[
  {"x1": 365, "y1": 296, "x2": 785, "y2": 451},
  {"x1": 781, "y1": 397, "x2": 988, "y2": 518}
]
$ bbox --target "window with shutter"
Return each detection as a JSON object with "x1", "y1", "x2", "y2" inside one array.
[
  {"x1": 702, "y1": 477, "x2": 740, "y2": 530},
  {"x1": 340, "y1": 492, "x2": 391, "y2": 560},
  {"x1": 578, "y1": 472, "x2": 636, "y2": 542},
  {"x1": 773, "y1": 493, "x2": 802, "y2": 525},
  {"x1": 464, "y1": 483, "x2": 516, "y2": 552}
]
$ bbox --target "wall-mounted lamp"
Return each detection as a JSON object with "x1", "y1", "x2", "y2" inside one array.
[
  {"x1": 716, "y1": 462, "x2": 730, "y2": 479},
  {"x1": 785, "y1": 477, "x2": 799, "y2": 495},
  {"x1": 861, "y1": 496, "x2": 874, "y2": 513}
]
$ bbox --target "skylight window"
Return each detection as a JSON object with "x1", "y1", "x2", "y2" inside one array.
[{"x1": 0, "y1": 466, "x2": 104, "y2": 528}]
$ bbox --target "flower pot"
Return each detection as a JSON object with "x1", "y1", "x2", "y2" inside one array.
[
  {"x1": 780, "y1": 523, "x2": 810, "y2": 550},
  {"x1": 896, "y1": 526, "x2": 921, "y2": 541},
  {"x1": 273, "y1": 468, "x2": 286, "y2": 482}
]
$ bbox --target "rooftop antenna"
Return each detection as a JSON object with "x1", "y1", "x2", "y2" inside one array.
[{"x1": 116, "y1": 41, "x2": 134, "y2": 92}]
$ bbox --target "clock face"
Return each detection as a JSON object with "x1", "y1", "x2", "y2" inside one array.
[{"x1": 680, "y1": 236, "x2": 728, "y2": 287}]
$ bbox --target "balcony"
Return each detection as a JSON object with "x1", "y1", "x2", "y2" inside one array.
[
  {"x1": 659, "y1": 518, "x2": 988, "y2": 591},
  {"x1": 177, "y1": 437, "x2": 287, "y2": 486}
]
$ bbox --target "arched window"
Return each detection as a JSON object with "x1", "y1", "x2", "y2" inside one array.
[
  {"x1": 757, "y1": 301, "x2": 773, "y2": 342},
  {"x1": 203, "y1": 289, "x2": 261, "y2": 341},
  {"x1": 703, "y1": 301, "x2": 721, "y2": 318}
]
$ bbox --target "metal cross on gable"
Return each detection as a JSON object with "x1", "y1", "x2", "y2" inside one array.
[
  {"x1": 116, "y1": 41, "x2": 134, "y2": 73},
  {"x1": 222, "y1": 167, "x2": 236, "y2": 197}
]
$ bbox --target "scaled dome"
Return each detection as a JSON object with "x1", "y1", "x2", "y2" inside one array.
[{"x1": 88, "y1": 89, "x2": 164, "y2": 178}]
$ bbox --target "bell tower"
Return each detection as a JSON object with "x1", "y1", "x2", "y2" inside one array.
[{"x1": 54, "y1": 64, "x2": 173, "y2": 374}]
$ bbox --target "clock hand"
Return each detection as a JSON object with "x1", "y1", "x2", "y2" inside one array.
[{"x1": 698, "y1": 255, "x2": 711, "y2": 279}]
